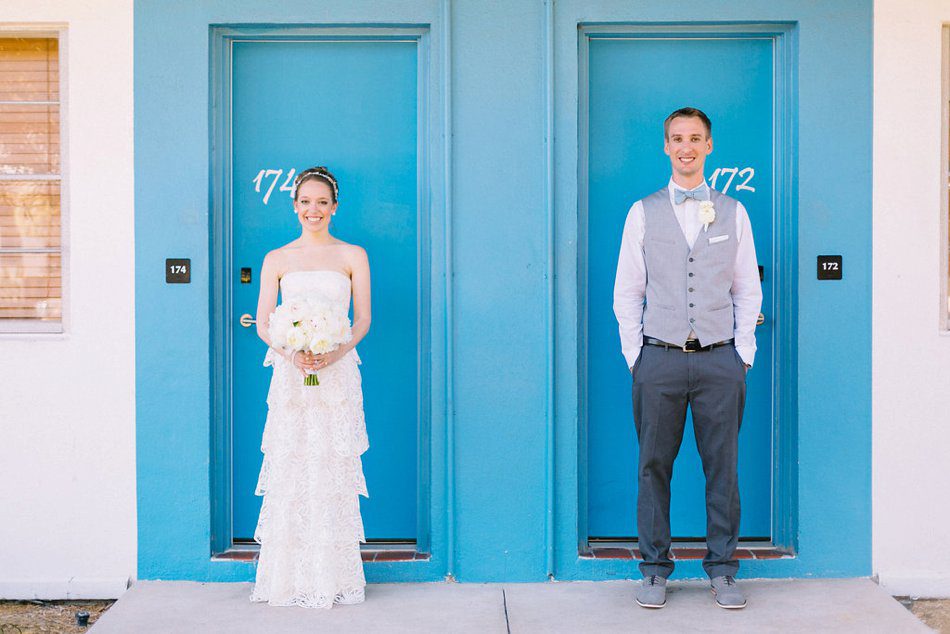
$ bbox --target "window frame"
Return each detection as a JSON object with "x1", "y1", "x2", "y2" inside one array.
[
  {"x1": 0, "y1": 25, "x2": 67, "y2": 336},
  {"x1": 941, "y1": 26, "x2": 950, "y2": 332}
]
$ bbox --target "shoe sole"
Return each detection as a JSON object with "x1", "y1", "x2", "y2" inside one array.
[
  {"x1": 710, "y1": 588, "x2": 746, "y2": 609},
  {"x1": 635, "y1": 598, "x2": 666, "y2": 609}
]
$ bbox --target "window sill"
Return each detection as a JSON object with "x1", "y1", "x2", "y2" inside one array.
[{"x1": 0, "y1": 331, "x2": 67, "y2": 341}]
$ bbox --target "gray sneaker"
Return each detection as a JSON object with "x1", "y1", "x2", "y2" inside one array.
[
  {"x1": 710, "y1": 575, "x2": 746, "y2": 609},
  {"x1": 636, "y1": 575, "x2": 667, "y2": 608}
]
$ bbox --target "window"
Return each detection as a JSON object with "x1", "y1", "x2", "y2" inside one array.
[{"x1": 0, "y1": 36, "x2": 62, "y2": 333}]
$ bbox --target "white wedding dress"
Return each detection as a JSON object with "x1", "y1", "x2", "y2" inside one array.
[{"x1": 250, "y1": 270, "x2": 370, "y2": 609}]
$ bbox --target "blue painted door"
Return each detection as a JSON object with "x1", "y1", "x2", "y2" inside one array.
[
  {"x1": 230, "y1": 39, "x2": 419, "y2": 541},
  {"x1": 587, "y1": 36, "x2": 774, "y2": 539}
]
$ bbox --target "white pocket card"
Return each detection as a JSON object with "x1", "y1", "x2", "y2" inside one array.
[{"x1": 708, "y1": 234, "x2": 730, "y2": 245}]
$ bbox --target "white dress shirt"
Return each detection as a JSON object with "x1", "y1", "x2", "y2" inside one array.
[{"x1": 613, "y1": 179, "x2": 762, "y2": 369}]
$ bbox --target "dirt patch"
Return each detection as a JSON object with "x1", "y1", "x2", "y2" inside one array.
[
  {"x1": 897, "y1": 597, "x2": 950, "y2": 633},
  {"x1": 0, "y1": 600, "x2": 114, "y2": 634}
]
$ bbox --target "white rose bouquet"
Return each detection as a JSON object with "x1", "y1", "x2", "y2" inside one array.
[{"x1": 268, "y1": 300, "x2": 353, "y2": 386}]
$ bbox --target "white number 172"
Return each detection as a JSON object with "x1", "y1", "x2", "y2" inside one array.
[{"x1": 708, "y1": 167, "x2": 756, "y2": 194}]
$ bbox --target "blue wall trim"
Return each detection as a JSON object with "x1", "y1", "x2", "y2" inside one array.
[
  {"x1": 136, "y1": 0, "x2": 450, "y2": 583},
  {"x1": 208, "y1": 24, "x2": 434, "y2": 551},
  {"x1": 576, "y1": 20, "x2": 798, "y2": 549},
  {"x1": 543, "y1": 0, "x2": 556, "y2": 580},
  {"x1": 552, "y1": 0, "x2": 871, "y2": 580},
  {"x1": 136, "y1": 0, "x2": 872, "y2": 583},
  {"x1": 440, "y1": 0, "x2": 455, "y2": 580}
]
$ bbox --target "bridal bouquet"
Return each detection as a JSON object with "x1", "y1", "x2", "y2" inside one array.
[{"x1": 268, "y1": 300, "x2": 353, "y2": 386}]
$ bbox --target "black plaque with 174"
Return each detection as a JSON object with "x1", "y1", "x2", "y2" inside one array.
[{"x1": 166, "y1": 258, "x2": 191, "y2": 284}]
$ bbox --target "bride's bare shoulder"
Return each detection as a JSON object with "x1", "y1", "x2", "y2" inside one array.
[
  {"x1": 262, "y1": 241, "x2": 300, "y2": 270},
  {"x1": 336, "y1": 242, "x2": 368, "y2": 266}
]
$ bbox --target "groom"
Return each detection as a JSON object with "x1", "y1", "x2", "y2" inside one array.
[{"x1": 613, "y1": 107, "x2": 762, "y2": 609}]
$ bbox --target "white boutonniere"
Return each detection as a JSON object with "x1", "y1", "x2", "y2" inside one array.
[{"x1": 698, "y1": 200, "x2": 716, "y2": 232}]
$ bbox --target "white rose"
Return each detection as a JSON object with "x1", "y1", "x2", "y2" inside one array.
[
  {"x1": 268, "y1": 314, "x2": 292, "y2": 340},
  {"x1": 286, "y1": 301, "x2": 306, "y2": 322},
  {"x1": 698, "y1": 201, "x2": 716, "y2": 230},
  {"x1": 309, "y1": 338, "x2": 332, "y2": 354},
  {"x1": 299, "y1": 320, "x2": 315, "y2": 339},
  {"x1": 286, "y1": 326, "x2": 306, "y2": 349}
]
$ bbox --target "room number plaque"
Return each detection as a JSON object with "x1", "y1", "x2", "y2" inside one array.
[
  {"x1": 817, "y1": 255, "x2": 842, "y2": 280},
  {"x1": 166, "y1": 258, "x2": 191, "y2": 284}
]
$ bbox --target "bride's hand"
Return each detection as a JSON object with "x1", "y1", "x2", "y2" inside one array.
[
  {"x1": 291, "y1": 350, "x2": 316, "y2": 375},
  {"x1": 313, "y1": 348, "x2": 345, "y2": 371}
]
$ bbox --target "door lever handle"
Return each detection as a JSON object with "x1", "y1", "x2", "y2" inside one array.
[
  {"x1": 239, "y1": 313, "x2": 256, "y2": 328},
  {"x1": 756, "y1": 312, "x2": 765, "y2": 326}
]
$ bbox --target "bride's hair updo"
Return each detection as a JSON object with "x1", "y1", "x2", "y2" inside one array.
[{"x1": 293, "y1": 166, "x2": 339, "y2": 203}]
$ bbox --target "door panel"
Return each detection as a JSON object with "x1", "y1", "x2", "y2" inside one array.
[
  {"x1": 230, "y1": 39, "x2": 419, "y2": 541},
  {"x1": 586, "y1": 36, "x2": 774, "y2": 539}
]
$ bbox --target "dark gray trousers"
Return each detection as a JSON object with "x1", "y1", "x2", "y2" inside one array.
[{"x1": 631, "y1": 342, "x2": 747, "y2": 579}]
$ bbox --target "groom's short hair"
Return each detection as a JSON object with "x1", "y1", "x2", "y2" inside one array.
[{"x1": 664, "y1": 107, "x2": 712, "y2": 139}]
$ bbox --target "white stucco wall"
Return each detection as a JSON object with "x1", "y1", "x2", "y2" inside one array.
[
  {"x1": 873, "y1": 0, "x2": 950, "y2": 599},
  {"x1": 0, "y1": 1, "x2": 135, "y2": 599}
]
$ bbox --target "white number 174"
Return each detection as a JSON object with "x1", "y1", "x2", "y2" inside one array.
[{"x1": 252, "y1": 168, "x2": 297, "y2": 205}]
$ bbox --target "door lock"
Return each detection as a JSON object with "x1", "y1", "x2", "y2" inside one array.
[{"x1": 239, "y1": 313, "x2": 256, "y2": 328}]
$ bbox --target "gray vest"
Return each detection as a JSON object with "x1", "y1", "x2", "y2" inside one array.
[{"x1": 641, "y1": 187, "x2": 738, "y2": 346}]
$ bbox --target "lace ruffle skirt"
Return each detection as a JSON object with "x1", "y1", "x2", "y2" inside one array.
[{"x1": 251, "y1": 350, "x2": 369, "y2": 609}]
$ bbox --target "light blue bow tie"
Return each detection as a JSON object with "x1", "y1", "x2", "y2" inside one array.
[{"x1": 673, "y1": 186, "x2": 709, "y2": 205}]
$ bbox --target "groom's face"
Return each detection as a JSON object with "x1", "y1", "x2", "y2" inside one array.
[{"x1": 664, "y1": 116, "x2": 713, "y2": 181}]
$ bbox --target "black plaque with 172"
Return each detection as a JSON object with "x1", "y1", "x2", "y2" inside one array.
[
  {"x1": 166, "y1": 258, "x2": 191, "y2": 284},
  {"x1": 817, "y1": 255, "x2": 842, "y2": 280}
]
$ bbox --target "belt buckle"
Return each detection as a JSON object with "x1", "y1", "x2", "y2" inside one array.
[{"x1": 682, "y1": 339, "x2": 700, "y2": 353}]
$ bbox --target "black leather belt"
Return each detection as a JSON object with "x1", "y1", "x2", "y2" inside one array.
[{"x1": 643, "y1": 336, "x2": 734, "y2": 353}]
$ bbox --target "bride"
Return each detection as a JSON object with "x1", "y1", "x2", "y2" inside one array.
[{"x1": 250, "y1": 166, "x2": 372, "y2": 608}]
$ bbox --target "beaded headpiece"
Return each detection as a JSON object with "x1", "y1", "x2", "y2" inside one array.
[{"x1": 292, "y1": 166, "x2": 339, "y2": 202}]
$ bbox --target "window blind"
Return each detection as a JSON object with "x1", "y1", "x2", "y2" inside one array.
[{"x1": 0, "y1": 37, "x2": 62, "y2": 329}]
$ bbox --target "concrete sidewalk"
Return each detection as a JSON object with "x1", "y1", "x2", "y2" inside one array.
[{"x1": 90, "y1": 578, "x2": 930, "y2": 633}]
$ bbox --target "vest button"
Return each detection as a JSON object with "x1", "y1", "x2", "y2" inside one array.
[
  {"x1": 689, "y1": 303, "x2": 694, "y2": 308},
  {"x1": 688, "y1": 257, "x2": 694, "y2": 262},
  {"x1": 688, "y1": 272, "x2": 694, "y2": 277},
  {"x1": 689, "y1": 318, "x2": 696, "y2": 323},
  {"x1": 688, "y1": 287, "x2": 694, "y2": 292}
]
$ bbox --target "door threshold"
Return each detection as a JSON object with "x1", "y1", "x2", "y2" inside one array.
[
  {"x1": 583, "y1": 540, "x2": 792, "y2": 561},
  {"x1": 213, "y1": 542, "x2": 429, "y2": 563}
]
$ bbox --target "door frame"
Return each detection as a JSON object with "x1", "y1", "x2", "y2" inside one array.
[
  {"x1": 208, "y1": 24, "x2": 442, "y2": 562},
  {"x1": 561, "y1": 22, "x2": 798, "y2": 569}
]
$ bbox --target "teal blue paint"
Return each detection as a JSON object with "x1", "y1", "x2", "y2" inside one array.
[
  {"x1": 448, "y1": 0, "x2": 549, "y2": 582},
  {"x1": 554, "y1": 1, "x2": 871, "y2": 581},
  {"x1": 137, "y1": 0, "x2": 871, "y2": 584},
  {"x1": 136, "y1": 2, "x2": 448, "y2": 583},
  {"x1": 440, "y1": 0, "x2": 456, "y2": 580},
  {"x1": 771, "y1": 24, "x2": 800, "y2": 553},
  {"x1": 585, "y1": 35, "x2": 775, "y2": 539},
  {"x1": 793, "y1": 6, "x2": 872, "y2": 577},
  {"x1": 226, "y1": 37, "x2": 420, "y2": 541},
  {"x1": 543, "y1": 0, "x2": 556, "y2": 579}
]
